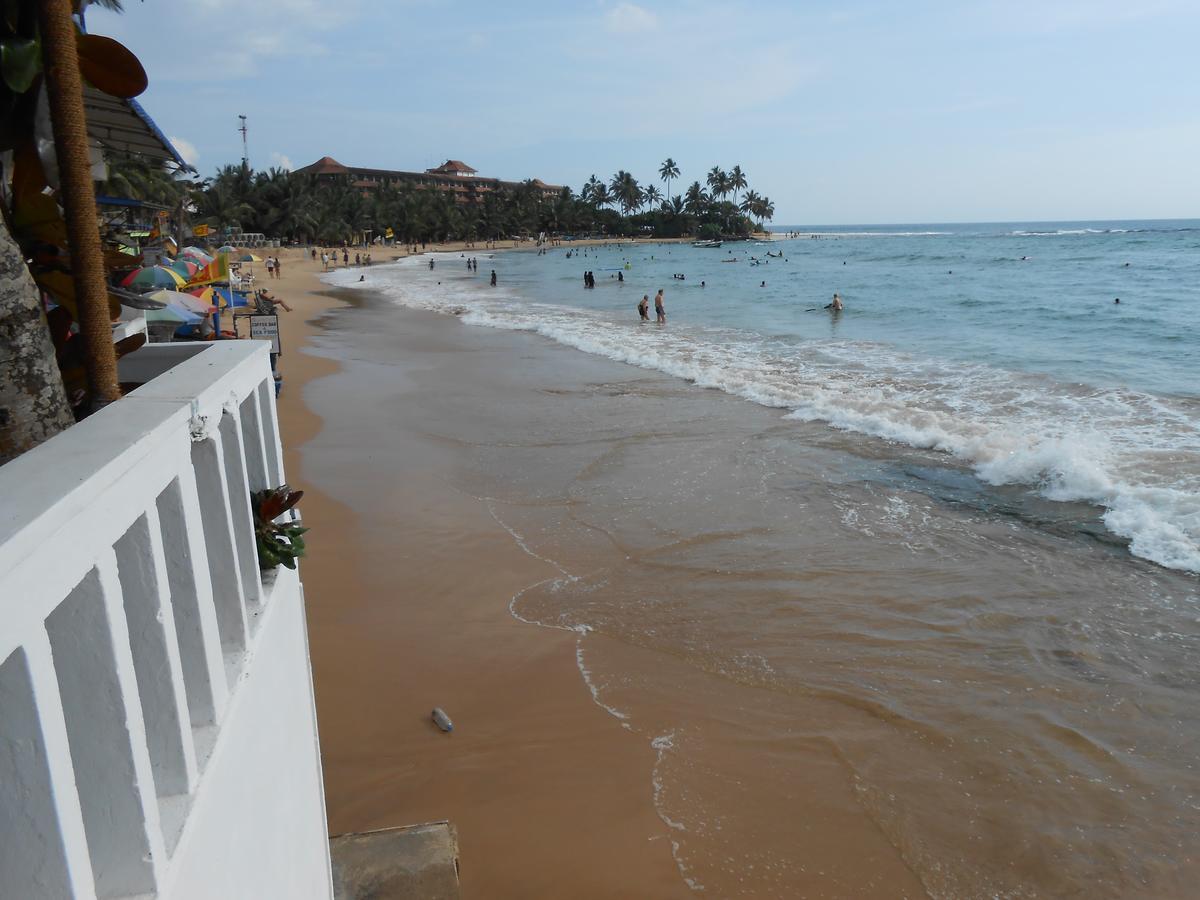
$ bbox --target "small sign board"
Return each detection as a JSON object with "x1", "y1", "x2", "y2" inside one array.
[
  {"x1": 193, "y1": 223, "x2": 210, "y2": 237},
  {"x1": 249, "y1": 314, "x2": 281, "y2": 355}
]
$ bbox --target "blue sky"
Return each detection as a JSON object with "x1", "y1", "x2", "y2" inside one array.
[{"x1": 88, "y1": 0, "x2": 1200, "y2": 224}]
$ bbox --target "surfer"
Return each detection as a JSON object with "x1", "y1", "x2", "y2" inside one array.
[{"x1": 824, "y1": 293, "x2": 843, "y2": 311}]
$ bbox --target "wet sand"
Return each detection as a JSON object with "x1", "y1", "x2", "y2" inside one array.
[
  {"x1": 266, "y1": 247, "x2": 1200, "y2": 898},
  {"x1": 269, "y1": 249, "x2": 691, "y2": 897}
]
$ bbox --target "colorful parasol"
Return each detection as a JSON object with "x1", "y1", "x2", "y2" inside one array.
[
  {"x1": 121, "y1": 265, "x2": 186, "y2": 289},
  {"x1": 167, "y1": 259, "x2": 199, "y2": 278},
  {"x1": 180, "y1": 246, "x2": 214, "y2": 264},
  {"x1": 146, "y1": 289, "x2": 214, "y2": 316}
]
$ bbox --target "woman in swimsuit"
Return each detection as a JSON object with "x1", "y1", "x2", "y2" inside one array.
[{"x1": 638, "y1": 295, "x2": 650, "y2": 321}]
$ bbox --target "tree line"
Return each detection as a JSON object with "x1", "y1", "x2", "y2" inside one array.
[{"x1": 102, "y1": 156, "x2": 776, "y2": 245}]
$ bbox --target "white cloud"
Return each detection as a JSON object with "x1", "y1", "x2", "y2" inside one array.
[
  {"x1": 605, "y1": 2, "x2": 657, "y2": 34},
  {"x1": 269, "y1": 152, "x2": 294, "y2": 171},
  {"x1": 169, "y1": 135, "x2": 199, "y2": 166}
]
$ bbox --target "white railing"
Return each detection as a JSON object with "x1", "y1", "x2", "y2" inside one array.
[{"x1": 0, "y1": 341, "x2": 332, "y2": 900}]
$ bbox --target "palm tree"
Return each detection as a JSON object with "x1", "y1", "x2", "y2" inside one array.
[
  {"x1": 729, "y1": 165, "x2": 747, "y2": 205},
  {"x1": 609, "y1": 170, "x2": 642, "y2": 215},
  {"x1": 706, "y1": 167, "x2": 725, "y2": 199},
  {"x1": 581, "y1": 174, "x2": 602, "y2": 205},
  {"x1": 739, "y1": 190, "x2": 761, "y2": 218},
  {"x1": 683, "y1": 181, "x2": 709, "y2": 215},
  {"x1": 658, "y1": 158, "x2": 680, "y2": 207},
  {"x1": 590, "y1": 182, "x2": 612, "y2": 211},
  {"x1": 642, "y1": 184, "x2": 663, "y2": 211}
]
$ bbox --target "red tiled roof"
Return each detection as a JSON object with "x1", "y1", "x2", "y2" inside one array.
[
  {"x1": 296, "y1": 156, "x2": 350, "y2": 175},
  {"x1": 427, "y1": 159, "x2": 477, "y2": 175}
]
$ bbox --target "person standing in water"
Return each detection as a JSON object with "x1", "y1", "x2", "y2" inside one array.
[
  {"x1": 654, "y1": 289, "x2": 666, "y2": 324},
  {"x1": 638, "y1": 294, "x2": 650, "y2": 322},
  {"x1": 825, "y1": 292, "x2": 843, "y2": 311},
  {"x1": 490, "y1": 269, "x2": 497, "y2": 286}
]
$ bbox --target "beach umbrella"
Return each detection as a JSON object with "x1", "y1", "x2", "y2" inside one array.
[
  {"x1": 146, "y1": 289, "x2": 213, "y2": 316},
  {"x1": 217, "y1": 244, "x2": 237, "y2": 254},
  {"x1": 187, "y1": 285, "x2": 225, "y2": 309},
  {"x1": 121, "y1": 265, "x2": 187, "y2": 289},
  {"x1": 180, "y1": 246, "x2": 213, "y2": 264},
  {"x1": 189, "y1": 284, "x2": 249, "y2": 309},
  {"x1": 145, "y1": 303, "x2": 201, "y2": 325},
  {"x1": 239, "y1": 252, "x2": 262, "y2": 263},
  {"x1": 168, "y1": 259, "x2": 199, "y2": 279}
]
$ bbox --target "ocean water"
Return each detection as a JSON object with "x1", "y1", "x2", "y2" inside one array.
[
  {"x1": 326, "y1": 220, "x2": 1200, "y2": 574},
  {"x1": 318, "y1": 229, "x2": 1200, "y2": 896}
]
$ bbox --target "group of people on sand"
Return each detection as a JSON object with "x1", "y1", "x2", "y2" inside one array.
[
  {"x1": 315, "y1": 248, "x2": 371, "y2": 271},
  {"x1": 637, "y1": 290, "x2": 666, "y2": 324}
]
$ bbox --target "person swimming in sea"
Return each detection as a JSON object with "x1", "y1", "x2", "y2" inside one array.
[
  {"x1": 638, "y1": 294, "x2": 650, "y2": 322},
  {"x1": 824, "y1": 293, "x2": 843, "y2": 311}
]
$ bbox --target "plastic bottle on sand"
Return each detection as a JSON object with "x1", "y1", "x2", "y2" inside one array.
[{"x1": 431, "y1": 708, "x2": 454, "y2": 732}]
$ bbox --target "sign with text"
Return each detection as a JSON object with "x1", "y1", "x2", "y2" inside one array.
[{"x1": 249, "y1": 314, "x2": 281, "y2": 355}]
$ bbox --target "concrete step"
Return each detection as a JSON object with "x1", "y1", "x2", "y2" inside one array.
[{"x1": 330, "y1": 821, "x2": 461, "y2": 899}]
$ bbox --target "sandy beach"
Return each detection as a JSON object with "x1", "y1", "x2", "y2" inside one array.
[
  {"x1": 266, "y1": 246, "x2": 692, "y2": 897},
  {"x1": 255, "y1": 239, "x2": 1200, "y2": 898}
]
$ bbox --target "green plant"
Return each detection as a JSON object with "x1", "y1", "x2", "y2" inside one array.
[{"x1": 251, "y1": 485, "x2": 307, "y2": 570}]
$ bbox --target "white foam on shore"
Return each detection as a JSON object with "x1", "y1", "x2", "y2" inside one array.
[{"x1": 324, "y1": 259, "x2": 1200, "y2": 574}]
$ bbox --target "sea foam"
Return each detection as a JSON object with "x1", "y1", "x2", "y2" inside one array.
[{"x1": 324, "y1": 257, "x2": 1200, "y2": 573}]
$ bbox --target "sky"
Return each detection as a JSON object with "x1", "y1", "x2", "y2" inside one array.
[{"x1": 87, "y1": 0, "x2": 1200, "y2": 225}]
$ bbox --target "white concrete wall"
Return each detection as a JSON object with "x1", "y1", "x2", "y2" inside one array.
[{"x1": 0, "y1": 342, "x2": 332, "y2": 899}]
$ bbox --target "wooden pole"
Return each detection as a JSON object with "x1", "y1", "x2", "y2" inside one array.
[{"x1": 37, "y1": 0, "x2": 120, "y2": 406}]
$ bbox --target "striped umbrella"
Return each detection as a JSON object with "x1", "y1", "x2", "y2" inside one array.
[
  {"x1": 168, "y1": 259, "x2": 199, "y2": 279},
  {"x1": 188, "y1": 285, "x2": 249, "y2": 309},
  {"x1": 121, "y1": 265, "x2": 187, "y2": 289},
  {"x1": 180, "y1": 246, "x2": 213, "y2": 264}
]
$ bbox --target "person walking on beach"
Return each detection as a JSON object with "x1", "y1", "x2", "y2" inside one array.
[
  {"x1": 638, "y1": 294, "x2": 650, "y2": 322},
  {"x1": 321, "y1": 251, "x2": 329, "y2": 271},
  {"x1": 274, "y1": 255, "x2": 282, "y2": 278},
  {"x1": 654, "y1": 289, "x2": 666, "y2": 324},
  {"x1": 265, "y1": 256, "x2": 275, "y2": 279}
]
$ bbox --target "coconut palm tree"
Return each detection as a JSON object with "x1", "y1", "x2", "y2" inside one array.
[
  {"x1": 706, "y1": 166, "x2": 725, "y2": 199},
  {"x1": 658, "y1": 158, "x2": 680, "y2": 207},
  {"x1": 590, "y1": 182, "x2": 612, "y2": 211},
  {"x1": 581, "y1": 174, "x2": 603, "y2": 205},
  {"x1": 684, "y1": 181, "x2": 709, "y2": 215},
  {"x1": 609, "y1": 170, "x2": 642, "y2": 215},
  {"x1": 729, "y1": 165, "x2": 748, "y2": 205},
  {"x1": 642, "y1": 184, "x2": 663, "y2": 211}
]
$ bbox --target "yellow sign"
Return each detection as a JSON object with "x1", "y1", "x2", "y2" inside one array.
[
  {"x1": 385, "y1": 227, "x2": 394, "y2": 238},
  {"x1": 193, "y1": 223, "x2": 211, "y2": 237}
]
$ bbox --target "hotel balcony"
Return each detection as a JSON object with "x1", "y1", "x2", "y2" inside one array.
[{"x1": 0, "y1": 341, "x2": 332, "y2": 899}]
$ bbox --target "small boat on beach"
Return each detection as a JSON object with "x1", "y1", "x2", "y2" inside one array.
[{"x1": 692, "y1": 240, "x2": 723, "y2": 248}]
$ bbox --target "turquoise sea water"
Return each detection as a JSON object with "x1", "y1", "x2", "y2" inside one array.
[{"x1": 326, "y1": 220, "x2": 1200, "y2": 572}]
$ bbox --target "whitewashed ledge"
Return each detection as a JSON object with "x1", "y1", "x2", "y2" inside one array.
[{"x1": 0, "y1": 342, "x2": 332, "y2": 900}]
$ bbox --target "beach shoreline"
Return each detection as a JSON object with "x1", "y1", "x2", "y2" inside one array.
[{"x1": 266, "y1": 247, "x2": 692, "y2": 897}]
